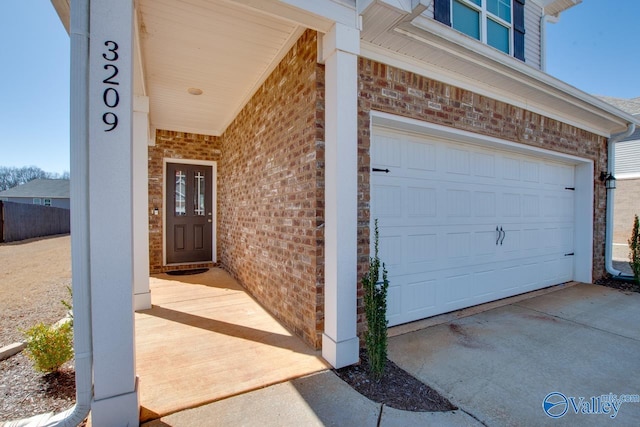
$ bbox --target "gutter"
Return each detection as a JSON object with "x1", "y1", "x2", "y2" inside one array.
[
  {"x1": 605, "y1": 123, "x2": 637, "y2": 280},
  {"x1": 44, "y1": 0, "x2": 94, "y2": 425}
]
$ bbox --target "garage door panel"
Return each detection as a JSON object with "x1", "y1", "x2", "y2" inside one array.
[{"x1": 372, "y1": 128, "x2": 576, "y2": 327}]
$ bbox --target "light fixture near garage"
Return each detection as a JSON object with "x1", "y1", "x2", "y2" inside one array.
[
  {"x1": 187, "y1": 87, "x2": 203, "y2": 95},
  {"x1": 600, "y1": 171, "x2": 617, "y2": 190}
]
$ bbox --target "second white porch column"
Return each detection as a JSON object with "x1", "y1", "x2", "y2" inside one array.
[
  {"x1": 133, "y1": 95, "x2": 151, "y2": 310},
  {"x1": 88, "y1": 0, "x2": 139, "y2": 424},
  {"x1": 322, "y1": 23, "x2": 360, "y2": 369}
]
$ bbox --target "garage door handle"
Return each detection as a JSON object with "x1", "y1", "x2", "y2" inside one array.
[
  {"x1": 499, "y1": 227, "x2": 505, "y2": 245},
  {"x1": 496, "y1": 226, "x2": 500, "y2": 245},
  {"x1": 372, "y1": 168, "x2": 390, "y2": 173}
]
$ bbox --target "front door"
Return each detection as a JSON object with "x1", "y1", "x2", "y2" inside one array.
[{"x1": 166, "y1": 163, "x2": 213, "y2": 264}]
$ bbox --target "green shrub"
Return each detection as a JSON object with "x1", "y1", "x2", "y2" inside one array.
[
  {"x1": 629, "y1": 214, "x2": 640, "y2": 284},
  {"x1": 23, "y1": 321, "x2": 73, "y2": 373},
  {"x1": 362, "y1": 219, "x2": 389, "y2": 381}
]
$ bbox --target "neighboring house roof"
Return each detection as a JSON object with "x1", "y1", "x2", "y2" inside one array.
[
  {"x1": 0, "y1": 179, "x2": 70, "y2": 199},
  {"x1": 596, "y1": 96, "x2": 640, "y2": 116},
  {"x1": 596, "y1": 98, "x2": 640, "y2": 142}
]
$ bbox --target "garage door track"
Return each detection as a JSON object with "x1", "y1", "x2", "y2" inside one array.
[{"x1": 388, "y1": 283, "x2": 640, "y2": 426}]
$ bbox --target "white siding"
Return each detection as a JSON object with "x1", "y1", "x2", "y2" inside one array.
[
  {"x1": 524, "y1": 0, "x2": 542, "y2": 70},
  {"x1": 616, "y1": 139, "x2": 640, "y2": 177}
]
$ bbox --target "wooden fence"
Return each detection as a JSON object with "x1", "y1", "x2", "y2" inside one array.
[{"x1": 0, "y1": 201, "x2": 70, "y2": 243}]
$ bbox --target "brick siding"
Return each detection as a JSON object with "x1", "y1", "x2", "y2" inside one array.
[{"x1": 217, "y1": 30, "x2": 324, "y2": 348}]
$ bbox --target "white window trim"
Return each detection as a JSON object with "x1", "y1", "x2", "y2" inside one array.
[
  {"x1": 451, "y1": 0, "x2": 513, "y2": 54},
  {"x1": 33, "y1": 198, "x2": 41, "y2": 205},
  {"x1": 44, "y1": 198, "x2": 52, "y2": 206}
]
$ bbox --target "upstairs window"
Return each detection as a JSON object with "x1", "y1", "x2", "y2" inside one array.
[
  {"x1": 44, "y1": 199, "x2": 52, "y2": 206},
  {"x1": 434, "y1": 0, "x2": 526, "y2": 61},
  {"x1": 452, "y1": 0, "x2": 512, "y2": 53},
  {"x1": 33, "y1": 198, "x2": 42, "y2": 205}
]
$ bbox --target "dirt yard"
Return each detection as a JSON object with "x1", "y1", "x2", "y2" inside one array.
[
  {"x1": 0, "y1": 234, "x2": 74, "y2": 422},
  {"x1": 0, "y1": 234, "x2": 72, "y2": 347}
]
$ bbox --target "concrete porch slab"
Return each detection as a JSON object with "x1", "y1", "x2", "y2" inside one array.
[{"x1": 135, "y1": 268, "x2": 328, "y2": 422}]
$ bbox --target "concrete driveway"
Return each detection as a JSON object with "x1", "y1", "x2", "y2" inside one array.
[{"x1": 388, "y1": 283, "x2": 640, "y2": 426}]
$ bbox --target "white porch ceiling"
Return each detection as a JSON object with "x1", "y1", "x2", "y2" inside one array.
[{"x1": 137, "y1": 0, "x2": 305, "y2": 136}]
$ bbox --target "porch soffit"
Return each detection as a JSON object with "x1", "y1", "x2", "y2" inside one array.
[
  {"x1": 359, "y1": 2, "x2": 634, "y2": 137},
  {"x1": 137, "y1": 0, "x2": 308, "y2": 136}
]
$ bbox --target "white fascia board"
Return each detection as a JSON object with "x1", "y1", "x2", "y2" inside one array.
[
  {"x1": 378, "y1": 17, "x2": 636, "y2": 135},
  {"x1": 281, "y1": 0, "x2": 358, "y2": 27},
  {"x1": 227, "y1": 0, "x2": 357, "y2": 32}
]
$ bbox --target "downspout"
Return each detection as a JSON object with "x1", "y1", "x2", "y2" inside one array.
[
  {"x1": 540, "y1": 13, "x2": 558, "y2": 73},
  {"x1": 45, "y1": 0, "x2": 94, "y2": 425},
  {"x1": 605, "y1": 123, "x2": 637, "y2": 279}
]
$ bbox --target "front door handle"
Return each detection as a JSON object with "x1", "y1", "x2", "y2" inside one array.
[{"x1": 208, "y1": 219, "x2": 212, "y2": 223}]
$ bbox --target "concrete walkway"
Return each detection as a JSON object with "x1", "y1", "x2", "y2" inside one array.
[{"x1": 143, "y1": 283, "x2": 640, "y2": 426}]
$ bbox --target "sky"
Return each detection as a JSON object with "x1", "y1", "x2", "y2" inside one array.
[{"x1": 0, "y1": 1, "x2": 638, "y2": 175}]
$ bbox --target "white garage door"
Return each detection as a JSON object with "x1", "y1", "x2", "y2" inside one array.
[{"x1": 371, "y1": 128, "x2": 576, "y2": 327}]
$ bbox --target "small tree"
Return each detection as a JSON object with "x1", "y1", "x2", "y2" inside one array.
[
  {"x1": 362, "y1": 219, "x2": 389, "y2": 381},
  {"x1": 629, "y1": 214, "x2": 640, "y2": 284}
]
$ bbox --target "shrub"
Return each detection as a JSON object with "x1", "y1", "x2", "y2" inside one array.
[
  {"x1": 362, "y1": 219, "x2": 389, "y2": 381},
  {"x1": 23, "y1": 321, "x2": 73, "y2": 373},
  {"x1": 629, "y1": 214, "x2": 640, "y2": 284}
]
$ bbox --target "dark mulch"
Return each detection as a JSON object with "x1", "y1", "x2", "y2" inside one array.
[
  {"x1": 334, "y1": 349, "x2": 456, "y2": 412},
  {"x1": 0, "y1": 352, "x2": 77, "y2": 422},
  {"x1": 595, "y1": 276, "x2": 640, "y2": 293}
]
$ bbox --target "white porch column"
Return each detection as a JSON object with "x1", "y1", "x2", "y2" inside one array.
[
  {"x1": 89, "y1": 0, "x2": 139, "y2": 424},
  {"x1": 133, "y1": 95, "x2": 151, "y2": 310},
  {"x1": 322, "y1": 23, "x2": 360, "y2": 369}
]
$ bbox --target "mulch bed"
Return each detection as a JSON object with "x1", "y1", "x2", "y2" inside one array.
[
  {"x1": 0, "y1": 353, "x2": 76, "y2": 422},
  {"x1": 595, "y1": 276, "x2": 640, "y2": 293},
  {"x1": 334, "y1": 349, "x2": 456, "y2": 412}
]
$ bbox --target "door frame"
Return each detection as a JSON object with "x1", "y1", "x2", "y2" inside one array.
[
  {"x1": 163, "y1": 158, "x2": 217, "y2": 266},
  {"x1": 370, "y1": 110, "x2": 594, "y2": 284}
]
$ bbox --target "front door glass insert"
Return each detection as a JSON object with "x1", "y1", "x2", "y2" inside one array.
[{"x1": 175, "y1": 170, "x2": 186, "y2": 216}]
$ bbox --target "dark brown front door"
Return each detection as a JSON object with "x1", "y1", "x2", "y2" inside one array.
[{"x1": 166, "y1": 163, "x2": 213, "y2": 264}]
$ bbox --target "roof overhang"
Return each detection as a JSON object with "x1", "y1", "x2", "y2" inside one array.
[
  {"x1": 51, "y1": 0, "x2": 357, "y2": 137},
  {"x1": 359, "y1": 1, "x2": 636, "y2": 137},
  {"x1": 531, "y1": 0, "x2": 582, "y2": 17}
]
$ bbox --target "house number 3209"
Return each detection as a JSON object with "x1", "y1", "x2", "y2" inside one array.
[{"x1": 102, "y1": 40, "x2": 120, "y2": 132}]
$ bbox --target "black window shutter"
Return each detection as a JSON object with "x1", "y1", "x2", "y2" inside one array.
[
  {"x1": 434, "y1": 0, "x2": 452, "y2": 27},
  {"x1": 513, "y1": 0, "x2": 526, "y2": 61}
]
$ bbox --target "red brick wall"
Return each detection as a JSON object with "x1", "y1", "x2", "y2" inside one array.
[
  {"x1": 356, "y1": 58, "x2": 608, "y2": 332},
  {"x1": 148, "y1": 130, "x2": 223, "y2": 274},
  {"x1": 218, "y1": 30, "x2": 325, "y2": 348}
]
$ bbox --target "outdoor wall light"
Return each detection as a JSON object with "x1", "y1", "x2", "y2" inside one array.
[{"x1": 600, "y1": 171, "x2": 617, "y2": 190}]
